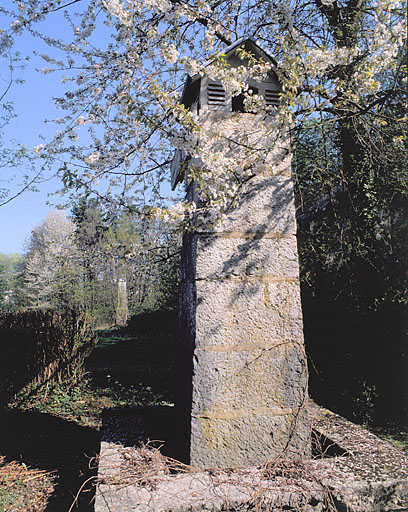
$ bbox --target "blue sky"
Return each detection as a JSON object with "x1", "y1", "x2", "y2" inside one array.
[
  {"x1": 0, "y1": 75, "x2": 65, "y2": 254},
  {"x1": 0, "y1": 10, "x2": 178, "y2": 254},
  {"x1": 0, "y1": 15, "x2": 70, "y2": 254}
]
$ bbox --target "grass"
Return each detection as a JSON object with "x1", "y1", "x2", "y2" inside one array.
[
  {"x1": 369, "y1": 425, "x2": 408, "y2": 453},
  {"x1": 1, "y1": 327, "x2": 177, "y2": 511},
  {"x1": 11, "y1": 329, "x2": 176, "y2": 428},
  {"x1": 0, "y1": 456, "x2": 54, "y2": 512}
]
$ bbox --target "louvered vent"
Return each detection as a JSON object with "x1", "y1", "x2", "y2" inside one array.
[
  {"x1": 207, "y1": 81, "x2": 226, "y2": 106},
  {"x1": 265, "y1": 90, "x2": 281, "y2": 106}
]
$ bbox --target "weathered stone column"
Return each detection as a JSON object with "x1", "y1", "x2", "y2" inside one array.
[
  {"x1": 116, "y1": 278, "x2": 128, "y2": 327},
  {"x1": 177, "y1": 112, "x2": 310, "y2": 469}
]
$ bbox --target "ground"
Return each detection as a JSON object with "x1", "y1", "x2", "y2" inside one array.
[
  {"x1": 0, "y1": 328, "x2": 177, "y2": 512},
  {"x1": 0, "y1": 328, "x2": 406, "y2": 511}
]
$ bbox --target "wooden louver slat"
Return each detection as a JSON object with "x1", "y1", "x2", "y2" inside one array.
[
  {"x1": 265, "y1": 90, "x2": 280, "y2": 106},
  {"x1": 208, "y1": 82, "x2": 226, "y2": 105}
]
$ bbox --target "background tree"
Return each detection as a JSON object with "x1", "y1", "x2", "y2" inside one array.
[
  {"x1": 0, "y1": 253, "x2": 24, "y2": 310},
  {"x1": 0, "y1": 259, "x2": 6, "y2": 309},
  {"x1": 102, "y1": 212, "x2": 180, "y2": 313},
  {"x1": 70, "y1": 198, "x2": 181, "y2": 323},
  {"x1": 294, "y1": 79, "x2": 407, "y2": 423},
  {"x1": 70, "y1": 198, "x2": 110, "y2": 320},
  {"x1": 22, "y1": 210, "x2": 78, "y2": 310}
]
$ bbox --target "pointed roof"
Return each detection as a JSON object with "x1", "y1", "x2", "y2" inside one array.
[
  {"x1": 219, "y1": 36, "x2": 277, "y2": 67},
  {"x1": 181, "y1": 36, "x2": 277, "y2": 108}
]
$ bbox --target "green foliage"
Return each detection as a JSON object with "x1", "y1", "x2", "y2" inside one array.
[
  {"x1": 70, "y1": 198, "x2": 114, "y2": 322},
  {"x1": 71, "y1": 197, "x2": 107, "y2": 248},
  {"x1": 69, "y1": 198, "x2": 181, "y2": 326},
  {"x1": 124, "y1": 236, "x2": 180, "y2": 336},
  {"x1": 0, "y1": 254, "x2": 24, "y2": 311},
  {"x1": 151, "y1": 248, "x2": 180, "y2": 312},
  {"x1": 0, "y1": 456, "x2": 52, "y2": 512},
  {"x1": 352, "y1": 381, "x2": 379, "y2": 426},
  {"x1": 4, "y1": 200, "x2": 180, "y2": 328},
  {"x1": 0, "y1": 260, "x2": 6, "y2": 310},
  {"x1": 0, "y1": 467, "x2": 28, "y2": 512},
  {"x1": 294, "y1": 98, "x2": 408, "y2": 424},
  {"x1": 0, "y1": 310, "x2": 97, "y2": 406}
]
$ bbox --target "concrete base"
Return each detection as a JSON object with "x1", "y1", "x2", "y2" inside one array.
[{"x1": 95, "y1": 402, "x2": 408, "y2": 511}]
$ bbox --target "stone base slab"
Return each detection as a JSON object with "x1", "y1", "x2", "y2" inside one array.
[{"x1": 95, "y1": 402, "x2": 408, "y2": 512}]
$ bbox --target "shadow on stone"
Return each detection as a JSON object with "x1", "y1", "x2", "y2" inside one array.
[
  {"x1": 100, "y1": 406, "x2": 351, "y2": 463},
  {"x1": 100, "y1": 405, "x2": 177, "y2": 458},
  {"x1": 311, "y1": 428, "x2": 349, "y2": 459}
]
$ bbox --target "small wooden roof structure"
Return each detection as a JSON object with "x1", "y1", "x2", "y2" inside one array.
[
  {"x1": 171, "y1": 37, "x2": 279, "y2": 189},
  {"x1": 180, "y1": 36, "x2": 278, "y2": 110}
]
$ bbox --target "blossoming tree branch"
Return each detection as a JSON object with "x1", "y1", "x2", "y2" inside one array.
[{"x1": 0, "y1": 0, "x2": 406, "y2": 221}]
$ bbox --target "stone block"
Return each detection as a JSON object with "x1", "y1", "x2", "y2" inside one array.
[
  {"x1": 190, "y1": 407, "x2": 310, "y2": 468},
  {"x1": 178, "y1": 156, "x2": 309, "y2": 468},
  {"x1": 195, "y1": 234, "x2": 300, "y2": 280},
  {"x1": 190, "y1": 345, "x2": 308, "y2": 416},
  {"x1": 207, "y1": 176, "x2": 297, "y2": 235},
  {"x1": 95, "y1": 403, "x2": 408, "y2": 512},
  {"x1": 194, "y1": 278, "x2": 304, "y2": 349}
]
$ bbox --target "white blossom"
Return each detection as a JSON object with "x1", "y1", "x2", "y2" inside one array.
[
  {"x1": 86, "y1": 151, "x2": 100, "y2": 165},
  {"x1": 161, "y1": 43, "x2": 179, "y2": 64},
  {"x1": 33, "y1": 144, "x2": 44, "y2": 154},
  {"x1": 1, "y1": 0, "x2": 404, "y2": 222}
]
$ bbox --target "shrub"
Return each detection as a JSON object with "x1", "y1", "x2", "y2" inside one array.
[
  {"x1": 0, "y1": 310, "x2": 97, "y2": 405},
  {"x1": 126, "y1": 309, "x2": 178, "y2": 336}
]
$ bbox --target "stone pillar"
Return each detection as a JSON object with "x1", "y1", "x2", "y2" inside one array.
[
  {"x1": 116, "y1": 278, "x2": 128, "y2": 327},
  {"x1": 177, "y1": 114, "x2": 310, "y2": 469}
]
